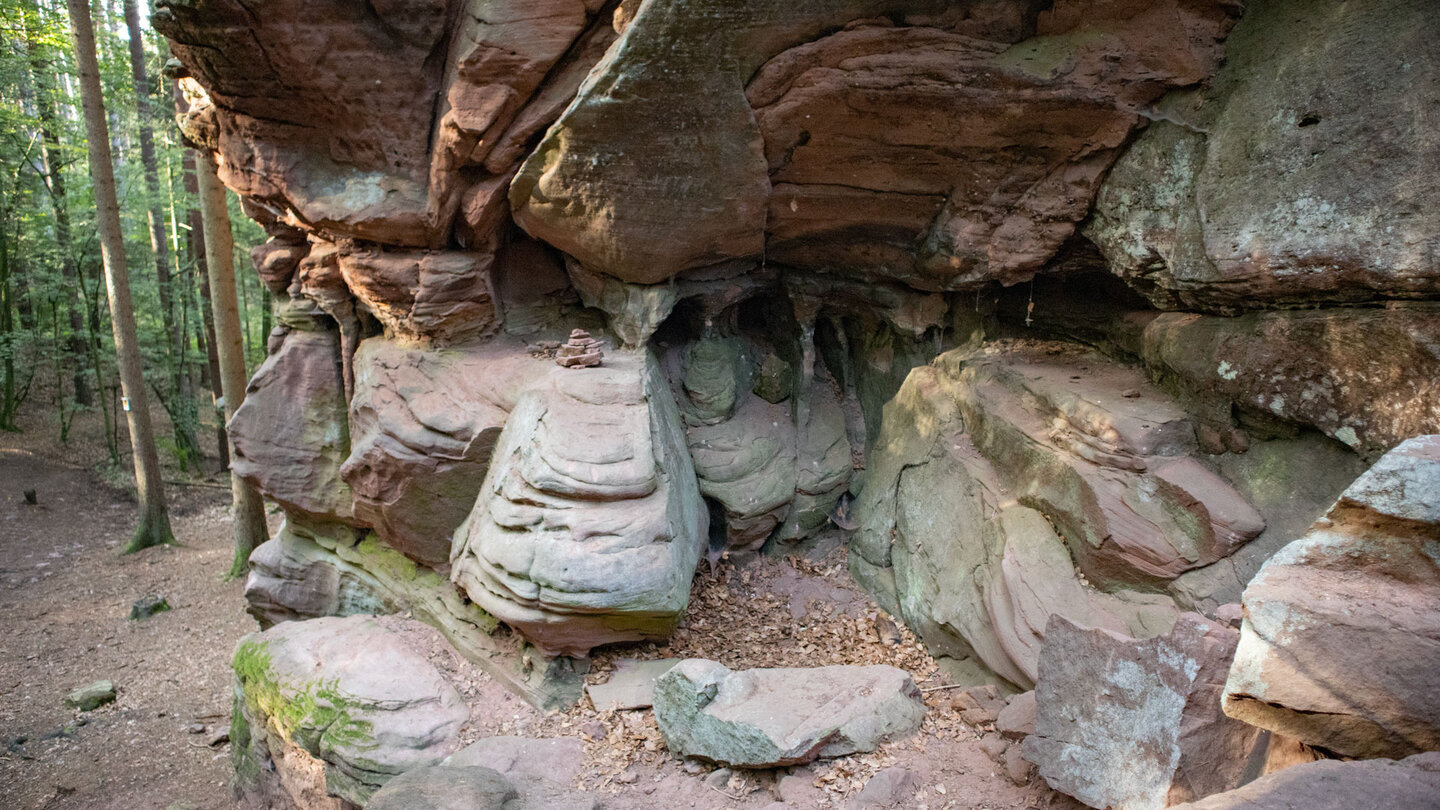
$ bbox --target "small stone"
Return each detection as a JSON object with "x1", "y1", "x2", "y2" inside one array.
[
  {"x1": 704, "y1": 768, "x2": 733, "y2": 789},
  {"x1": 65, "y1": 680, "x2": 116, "y2": 712},
  {"x1": 855, "y1": 767, "x2": 919, "y2": 807},
  {"x1": 960, "y1": 706, "x2": 999, "y2": 727},
  {"x1": 978, "y1": 734, "x2": 1009, "y2": 762},
  {"x1": 1121, "y1": 388, "x2": 1141, "y2": 398},
  {"x1": 1213, "y1": 603, "x2": 1244, "y2": 629},
  {"x1": 130, "y1": 595, "x2": 171, "y2": 621},
  {"x1": 186, "y1": 722, "x2": 206, "y2": 734},
  {"x1": 586, "y1": 658, "x2": 679, "y2": 710},
  {"x1": 873, "y1": 615, "x2": 901, "y2": 646},
  {"x1": 580, "y1": 719, "x2": 608, "y2": 740},
  {"x1": 555, "y1": 328, "x2": 604, "y2": 368},
  {"x1": 614, "y1": 767, "x2": 639, "y2": 785},
  {"x1": 996, "y1": 691, "x2": 1036, "y2": 741},
  {"x1": 1002, "y1": 745, "x2": 1031, "y2": 785},
  {"x1": 654, "y1": 660, "x2": 925, "y2": 767},
  {"x1": 207, "y1": 729, "x2": 230, "y2": 748},
  {"x1": 683, "y1": 761, "x2": 705, "y2": 775},
  {"x1": 776, "y1": 771, "x2": 813, "y2": 803}
]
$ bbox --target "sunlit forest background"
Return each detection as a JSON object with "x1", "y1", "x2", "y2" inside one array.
[{"x1": 1, "y1": 0, "x2": 270, "y2": 469}]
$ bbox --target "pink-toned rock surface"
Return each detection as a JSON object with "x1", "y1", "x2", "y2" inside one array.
[
  {"x1": 1168, "y1": 753, "x2": 1440, "y2": 810},
  {"x1": 1224, "y1": 435, "x2": 1440, "y2": 760},
  {"x1": 230, "y1": 330, "x2": 356, "y2": 524},
  {"x1": 338, "y1": 246, "x2": 500, "y2": 343},
  {"x1": 751, "y1": 0, "x2": 1238, "y2": 291},
  {"x1": 1140, "y1": 306, "x2": 1440, "y2": 457},
  {"x1": 341, "y1": 337, "x2": 550, "y2": 565},
  {"x1": 1023, "y1": 614, "x2": 1264, "y2": 810},
  {"x1": 512, "y1": 0, "x2": 1237, "y2": 294}
]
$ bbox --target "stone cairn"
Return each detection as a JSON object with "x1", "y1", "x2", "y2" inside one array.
[{"x1": 556, "y1": 328, "x2": 604, "y2": 368}]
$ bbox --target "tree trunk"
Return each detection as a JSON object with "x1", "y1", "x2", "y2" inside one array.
[
  {"x1": 66, "y1": 0, "x2": 174, "y2": 552},
  {"x1": 123, "y1": 0, "x2": 198, "y2": 467},
  {"x1": 26, "y1": 12, "x2": 94, "y2": 407},
  {"x1": 197, "y1": 155, "x2": 268, "y2": 579}
]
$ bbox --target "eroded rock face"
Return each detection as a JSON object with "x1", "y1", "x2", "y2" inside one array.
[
  {"x1": 1140, "y1": 307, "x2": 1440, "y2": 457},
  {"x1": 451, "y1": 352, "x2": 708, "y2": 656},
  {"x1": 231, "y1": 616, "x2": 468, "y2": 806},
  {"x1": 1087, "y1": 0, "x2": 1440, "y2": 311},
  {"x1": 155, "y1": 0, "x2": 452, "y2": 245},
  {"x1": 230, "y1": 330, "x2": 356, "y2": 524},
  {"x1": 752, "y1": 1, "x2": 1239, "y2": 290},
  {"x1": 653, "y1": 659, "x2": 925, "y2": 767},
  {"x1": 342, "y1": 337, "x2": 547, "y2": 565},
  {"x1": 337, "y1": 246, "x2": 501, "y2": 343},
  {"x1": 513, "y1": 0, "x2": 1238, "y2": 298},
  {"x1": 1223, "y1": 435, "x2": 1440, "y2": 759},
  {"x1": 850, "y1": 342, "x2": 1281, "y2": 687},
  {"x1": 1023, "y1": 614, "x2": 1263, "y2": 810}
]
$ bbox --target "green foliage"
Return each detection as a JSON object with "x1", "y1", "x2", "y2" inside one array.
[{"x1": 0, "y1": 0, "x2": 272, "y2": 466}]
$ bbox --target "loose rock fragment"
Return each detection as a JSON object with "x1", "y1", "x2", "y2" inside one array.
[{"x1": 653, "y1": 659, "x2": 925, "y2": 768}]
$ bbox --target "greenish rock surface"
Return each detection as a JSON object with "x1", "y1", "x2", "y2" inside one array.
[
  {"x1": 129, "y1": 595, "x2": 171, "y2": 621},
  {"x1": 65, "y1": 680, "x2": 116, "y2": 712},
  {"x1": 230, "y1": 616, "x2": 468, "y2": 806},
  {"x1": 654, "y1": 659, "x2": 924, "y2": 767},
  {"x1": 1088, "y1": 0, "x2": 1440, "y2": 310},
  {"x1": 365, "y1": 765, "x2": 517, "y2": 810},
  {"x1": 451, "y1": 351, "x2": 708, "y2": 657},
  {"x1": 244, "y1": 517, "x2": 588, "y2": 711}
]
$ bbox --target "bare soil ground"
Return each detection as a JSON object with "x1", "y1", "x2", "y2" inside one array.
[
  {"x1": 0, "y1": 402, "x2": 258, "y2": 810},
  {"x1": 1, "y1": 401, "x2": 1078, "y2": 810}
]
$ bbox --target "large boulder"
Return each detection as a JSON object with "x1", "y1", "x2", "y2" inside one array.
[
  {"x1": 229, "y1": 330, "x2": 356, "y2": 524},
  {"x1": 850, "y1": 342, "x2": 1287, "y2": 687},
  {"x1": 342, "y1": 337, "x2": 548, "y2": 565},
  {"x1": 1023, "y1": 614, "x2": 1264, "y2": 810},
  {"x1": 230, "y1": 616, "x2": 469, "y2": 806},
  {"x1": 1086, "y1": 0, "x2": 1440, "y2": 312},
  {"x1": 1168, "y1": 753, "x2": 1440, "y2": 810},
  {"x1": 654, "y1": 659, "x2": 925, "y2": 767},
  {"x1": 451, "y1": 352, "x2": 708, "y2": 656},
  {"x1": 1223, "y1": 435, "x2": 1440, "y2": 759}
]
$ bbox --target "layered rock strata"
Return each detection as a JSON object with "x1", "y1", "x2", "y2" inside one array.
[
  {"x1": 450, "y1": 352, "x2": 708, "y2": 656},
  {"x1": 1223, "y1": 435, "x2": 1440, "y2": 759}
]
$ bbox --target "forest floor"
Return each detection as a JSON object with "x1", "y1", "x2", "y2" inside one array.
[{"x1": 0, "y1": 399, "x2": 1078, "y2": 810}]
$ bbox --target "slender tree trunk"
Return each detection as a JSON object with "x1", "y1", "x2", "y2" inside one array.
[
  {"x1": 197, "y1": 155, "x2": 267, "y2": 578},
  {"x1": 26, "y1": 14, "x2": 94, "y2": 407},
  {"x1": 0, "y1": 226, "x2": 17, "y2": 431},
  {"x1": 123, "y1": 0, "x2": 198, "y2": 467},
  {"x1": 66, "y1": 0, "x2": 174, "y2": 552}
]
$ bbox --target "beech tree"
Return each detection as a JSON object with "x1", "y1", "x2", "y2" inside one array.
[{"x1": 65, "y1": 0, "x2": 174, "y2": 552}]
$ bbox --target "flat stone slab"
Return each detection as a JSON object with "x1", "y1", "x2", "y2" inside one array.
[
  {"x1": 65, "y1": 680, "x2": 116, "y2": 711},
  {"x1": 654, "y1": 659, "x2": 925, "y2": 768},
  {"x1": 586, "y1": 658, "x2": 680, "y2": 710}
]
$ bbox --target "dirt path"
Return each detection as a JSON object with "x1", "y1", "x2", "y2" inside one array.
[{"x1": 0, "y1": 448, "x2": 256, "y2": 810}]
